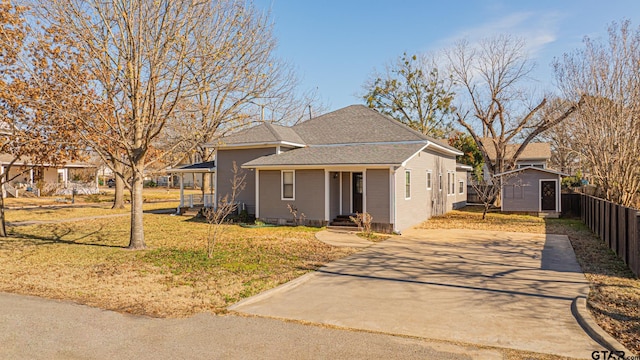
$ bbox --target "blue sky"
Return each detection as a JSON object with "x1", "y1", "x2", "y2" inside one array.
[{"x1": 254, "y1": 0, "x2": 640, "y2": 111}]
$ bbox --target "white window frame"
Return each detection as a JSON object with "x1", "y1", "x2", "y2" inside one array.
[
  {"x1": 426, "y1": 170, "x2": 432, "y2": 190},
  {"x1": 281, "y1": 170, "x2": 295, "y2": 201},
  {"x1": 405, "y1": 170, "x2": 411, "y2": 200},
  {"x1": 439, "y1": 173, "x2": 442, "y2": 192},
  {"x1": 447, "y1": 171, "x2": 455, "y2": 196},
  {"x1": 459, "y1": 180, "x2": 464, "y2": 194}
]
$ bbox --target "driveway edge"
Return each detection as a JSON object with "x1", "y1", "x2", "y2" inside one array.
[
  {"x1": 571, "y1": 296, "x2": 633, "y2": 356},
  {"x1": 228, "y1": 272, "x2": 318, "y2": 311}
]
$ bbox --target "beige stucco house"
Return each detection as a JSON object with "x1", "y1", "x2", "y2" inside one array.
[{"x1": 204, "y1": 105, "x2": 465, "y2": 233}]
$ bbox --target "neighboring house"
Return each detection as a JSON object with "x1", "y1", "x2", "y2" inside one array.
[
  {"x1": 0, "y1": 154, "x2": 98, "y2": 197},
  {"x1": 497, "y1": 167, "x2": 567, "y2": 216},
  {"x1": 205, "y1": 105, "x2": 464, "y2": 233},
  {"x1": 480, "y1": 140, "x2": 551, "y2": 179}
]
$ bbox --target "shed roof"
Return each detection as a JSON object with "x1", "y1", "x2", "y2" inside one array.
[{"x1": 495, "y1": 166, "x2": 568, "y2": 177}]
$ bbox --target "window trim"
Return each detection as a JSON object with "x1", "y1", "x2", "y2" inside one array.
[
  {"x1": 281, "y1": 170, "x2": 295, "y2": 201},
  {"x1": 459, "y1": 180, "x2": 464, "y2": 194},
  {"x1": 426, "y1": 170, "x2": 432, "y2": 190},
  {"x1": 438, "y1": 173, "x2": 442, "y2": 192},
  {"x1": 405, "y1": 170, "x2": 411, "y2": 200}
]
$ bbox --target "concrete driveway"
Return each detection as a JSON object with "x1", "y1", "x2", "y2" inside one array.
[{"x1": 230, "y1": 228, "x2": 603, "y2": 358}]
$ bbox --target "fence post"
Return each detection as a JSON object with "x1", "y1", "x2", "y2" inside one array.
[{"x1": 634, "y1": 213, "x2": 640, "y2": 277}]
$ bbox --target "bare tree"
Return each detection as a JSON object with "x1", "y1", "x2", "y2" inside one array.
[
  {"x1": 554, "y1": 21, "x2": 640, "y2": 206},
  {"x1": 538, "y1": 99, "x2": 581, "y2": 175},
  {"x1": 362, "y1": 52, "x2": 455, "y2": 138},
  {"x1": 446, "y1": 35, "x2": 582, "y2": 177},
  {"x1": 164, "y1": 1, "x2": 324, "y2": 197},
  {"x1": 30, "y1": 0, "x2": 268, "y2": 249},
  {"x1": 203, "y1": 162, "x2": 245, "y2": 259},
  {"x1": 0, "y1": 2, "x2": 82, "y2": 236}
]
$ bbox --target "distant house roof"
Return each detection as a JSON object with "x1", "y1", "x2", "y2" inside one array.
[
  {"x1": 0, "y1": 153, "x2": 95, "y2": 168},
  {"x1": 243, "y1": 143, "x2": 429, "y2": 168},
  {"x1": 480, "y1": 139, "x2": 551, "y2": 162}
]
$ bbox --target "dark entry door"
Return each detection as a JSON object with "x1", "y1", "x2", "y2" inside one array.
[
  {"x1": 541, "y1": 181, "x2": 556, "y2": 211},
  {"x1": 352, "y1": 172, "x2": 363, "y2": 213}
]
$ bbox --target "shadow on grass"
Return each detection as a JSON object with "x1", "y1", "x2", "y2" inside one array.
[{"x1": 3, "y1": 223, "x2": 127, "y2": 249}]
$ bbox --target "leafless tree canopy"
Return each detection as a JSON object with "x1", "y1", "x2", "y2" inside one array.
[
  {"x1": 29, "y1": 0, "x2": 297, "y2": 249},
  {"x1": 554, "y1": 21, "x2": 640, "y2": 206},
  {"x1": 446, "y1": 35, "x2": 581, "y2": 177}
]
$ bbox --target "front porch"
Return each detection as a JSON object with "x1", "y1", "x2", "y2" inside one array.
[{"x1": 167, "y1": 161, "x2": 216, "y2": 214}]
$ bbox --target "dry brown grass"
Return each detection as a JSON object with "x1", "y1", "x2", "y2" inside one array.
[
  {"x1": 5, "y1": 201, "x2": 179, "y2": 223},
  {"x1": 0, "y1": 214, "x2": 355, "y2": 318},
  {"x1": 421, "y1": 208, "x2": 640, "y2": 354}
]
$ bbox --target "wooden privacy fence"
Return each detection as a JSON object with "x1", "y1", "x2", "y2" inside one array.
[{"x1": 580, "y1": 194, "x2": 640, "y2": 277}]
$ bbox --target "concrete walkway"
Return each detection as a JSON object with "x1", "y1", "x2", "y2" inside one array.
[
  {"x1": 231, "y1": 228, "x2": 604, "y2": 359},
  {"x1": 315, "y1": 230, "x2": 373, "y2": 248},
  {"x1": 0, "y1": 292, "x2": 506, "y2": 359}
]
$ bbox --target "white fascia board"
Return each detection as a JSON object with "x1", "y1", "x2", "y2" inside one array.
[
  {"x1": 241, "y1": 164, "x2": 397, "y2": 170},
  {"x1": 495, "y1": 166, "x2": 568, "y2": 177},
  {"x1": 208, "y1": 141, "x2": 306, "y2": 150},
  {"x1": 426, "y1": 141, "x2": 463, "y2": 156}
]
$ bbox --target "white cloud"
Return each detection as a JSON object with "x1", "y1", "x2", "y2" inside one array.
[{"x1": 436, "y1": 11, "x2": 563, "y2": 58}]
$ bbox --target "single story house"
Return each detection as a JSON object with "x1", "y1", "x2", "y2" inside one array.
[
  {"x1": 497, "y1": 166, "x2": 567, "y2": 215},
  {"x1": 0, "y1": 154, "x2": 99, "y2": 197},
  {"x1": 205, "y1": 105, "x2": 464, "y2": 233}
]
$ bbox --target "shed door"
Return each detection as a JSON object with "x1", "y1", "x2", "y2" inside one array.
[{"x1": 541, "y1": 181, "x2": 556, "y2": 211}]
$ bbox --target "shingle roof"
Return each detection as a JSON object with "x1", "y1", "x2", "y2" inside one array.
[
  {"x1": 243, "y1": 143, "x2": 428, "y2": 167},
  {"x1": 0, "y1": 153, "x2": 94, "y2": 167},
  {"x1": 217, "y1": 123, "x2": 305, "y2": 146},
  {"x1": 293, "y1": 105, "x2": 431, "y2": 145},
  {"x1": 480, "y1": 140, "x2": 551, "y2": 161}
]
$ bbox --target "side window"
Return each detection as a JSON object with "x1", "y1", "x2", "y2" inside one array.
[
  {"x1": 282, "y1": 170, "x2": 295, "y2": 200},
  {"x1": 405, "y1": 170, "x2": 411, "y2": 199},
  {"x1": 426, "y1": 171, "x2": 432, "y2": 190}
]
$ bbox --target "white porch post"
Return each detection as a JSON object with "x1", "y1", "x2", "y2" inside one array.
[
  {"x1": 389, "y1": 168, "x2": 395, "y2": 229},
  {"x1": 338, "y1": 172, "x2": 342, "y2": 215},
  {"x1": 29, "y1": 168, "x2": 34, "y2": 186},
  {"x1": 363, "y1": 169, "x2": 367, "y2": 214},
  {"x1": 324, "y1": 169, "x2": 330, "y2": 223},
  {"x1": 0, "y1": 166, "x2": 4, "y2": 198},
  {"x1": 255, "y1": 169, "x2": 260, "y2": 219},
  {"x1": 64, "y1": 168, "x2": 69, "y2": 187},
  {"x1": 179, "y1": 173, "x2": 184, "y2": 207}
]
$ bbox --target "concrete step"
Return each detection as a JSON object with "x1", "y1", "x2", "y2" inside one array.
[
  {"x1": 327, "y1": 225, "x2": 360, "y2": 233},
  {"x1": 330, "y1": 221, "x2": 357, "y2": 227},
  {"x1": 538, "y1": 212, "x2": 560, "y2": 219}
]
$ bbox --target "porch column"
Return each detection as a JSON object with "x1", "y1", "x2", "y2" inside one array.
[
  {"x1": 338, "y1": 172, "x2": 342, "y2": 215},
  {"x1": 29, "y1": 168, "x2": 34, "y2": 186},
  {"x1": 179, "y1": 173, "x2": 184, "y2": 207},
  {"x1": 324, "y1": 169, "x2": 330, "y2": 223},
  {"x1": 362, "y1": 169, "x2": 367, "y2": 214},
  {"x1": 255, "y1": 169, "x2": 260, "y2": 219},
  {"x1": 64, "y1": 169, "x2": 69, "y2": 187}
]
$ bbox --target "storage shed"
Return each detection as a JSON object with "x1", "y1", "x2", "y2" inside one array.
[{"x1": 497, "y1": 167, "x2": 567, "y2": 215}]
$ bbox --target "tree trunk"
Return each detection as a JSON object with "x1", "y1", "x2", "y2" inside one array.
[
  {"x1": 128, "y1": 167, "x2": 146, "y2": 249},
  {"x1": 112, "y1": 160, "x2": 125, "y2": 209},
  {"x1": 0, "y1": 190, "x2": 6, "y2": 237}
]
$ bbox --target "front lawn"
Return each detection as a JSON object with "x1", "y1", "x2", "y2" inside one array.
[
  {"x1": 420, "y1": 208, "x2": 640, "y2": 354},
  {"x1": 0, "y1": 214, "x2": 355, "y2": 318}
]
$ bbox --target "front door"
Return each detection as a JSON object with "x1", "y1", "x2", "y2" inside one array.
[
  {"x1": 352, "y1": 172, "x2": 363, "y2": 213},
  {"x1": 541, "y1": 181, "x2": 556, "y2": 211}
]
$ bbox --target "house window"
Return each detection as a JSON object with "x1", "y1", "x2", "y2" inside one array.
[
  {"x1": 439, "y1": 174, "x2": 442, "y2": 191},
  {"x1": 447, "y1": 172, "x2": 455, "y2": 195},
  {"x1": 405, "y1": 170, "x2": 411, "y2": 199},
  {"x1": 281, "y1": 170, "x2": 295, "y2": 200},
  {"x1": 426, "y1": 171, "x2": 432, "y2": 190},
  {"x1": 459, "y1": 180, "x2": 464, "y2": 194}
]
